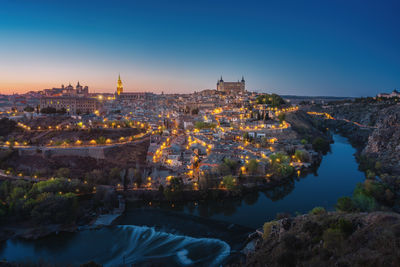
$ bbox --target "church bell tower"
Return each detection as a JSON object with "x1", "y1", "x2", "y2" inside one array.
[{"x1": 117, "y1": 74, "x2": 123, "y2": 96}]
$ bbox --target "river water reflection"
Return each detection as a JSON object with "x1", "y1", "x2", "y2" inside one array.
[{"x1": 181, "y1": 134, "x2": 365, "y2": 228}]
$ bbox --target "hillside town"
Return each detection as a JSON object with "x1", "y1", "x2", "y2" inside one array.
[{"x1": 0, "y1": 76, "x2": 329, "y2": 196}]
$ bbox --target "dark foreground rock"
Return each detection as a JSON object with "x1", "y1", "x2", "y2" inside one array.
[{"x1": 245, "y1": 211, "x2": 400, "y2": 267}]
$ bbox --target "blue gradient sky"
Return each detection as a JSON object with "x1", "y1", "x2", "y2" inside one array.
[{"x1": 0, "y1": 0, "x2": 399, "y2": 96}]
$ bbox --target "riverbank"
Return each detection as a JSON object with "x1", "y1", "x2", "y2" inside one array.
[
  {"x1": 122, "y1": 157, "x2": 323, "y2": 203},
  {"x1": 0, "y1": 194, "x2": 125, "y2": 243}
]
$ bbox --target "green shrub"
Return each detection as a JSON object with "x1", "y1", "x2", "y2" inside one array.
[
  {"x1": 352, "y1": 193, "x2": 377, "y2": 212},
  {"x1": 256, "y1": 93, "x2": 285, "y2": 107},
  {"x1": 364, "y1": 180, "x2": 385, "y2": 201},
  {"x1": 276, "y1": 163, "x2": 294, "y2": 178},
  {"x1": 302, "y1": 221, "x2": 323, "y2": 237},
  {"x1": 312, "y1": 137, "x2": 329, "y2": 153},
  {"x1": 323, "y1": 228, "x2": 343, "y2": 249},
  {"x1": 309, "y1": 206, "x2": 326, "y2": 215},
  {"x1": 246, "y1": 159, "x2": 259, "y2": 175},
  {"x1": 366, "y1": 170, "x2": 376, "y2": 179},
  {"x1": 294, "y1": 150, "x2": 310, "y2": 162},
  {"x1": 96, "y1": 136, "x2": 106, "y2": 144},
  {"x1": 335, "y1": 196, "x2": 355, "y2": 212},
  {"x1": 337, "y1": 218, "x2": 354, "y2": 237},
  {"x1": 194, "y1": 121, "x2": 216, "y2": 130},
  {"x1": 222, "y1": 175, "x2": 237, "y2": 190},
  {"x1": 270, "y1": 153, "x2": 290, "y2": 164},
  {"x1": 278, "y1": 113, "x2": 286, "y2": 123},
  {"x1": 262, "y1": 221, "x2": 278, "y2": 240}
]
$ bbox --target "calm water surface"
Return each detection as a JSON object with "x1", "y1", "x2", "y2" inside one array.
[{"x1": 0, "y1": 134, "x2": 365, "y2": 266}]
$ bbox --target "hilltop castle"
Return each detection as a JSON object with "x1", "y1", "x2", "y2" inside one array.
[{"x1": 216, "y1": 76, "x2": 245, "y2": 94}]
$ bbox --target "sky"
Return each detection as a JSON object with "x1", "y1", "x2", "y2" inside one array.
[{"x1": 0, "y1": 0, "x2": 399, "y2": 96}]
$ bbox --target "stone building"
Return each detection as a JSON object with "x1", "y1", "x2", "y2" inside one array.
[
  {"x1": 377, "y1": 89, "x2": 400, "y2": 99},
  {"x1": 40, "y1": 96, "x2": 101, "y2": 114},
  {"x1": 42, "y1": 82, "x2": 89, "y2": 97},
  {"x1": 216, "y1": 76, "x2": 245, "y2": 94}
]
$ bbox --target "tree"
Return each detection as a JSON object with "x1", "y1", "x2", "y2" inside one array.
[
  {"x1": 223, "y1": 175, "x2": 237, "y2": 190},
  {"x1": 243, "y1": 132, "x2": 250, "y2": 141},
  {"x1": 85, "y1": 169, "x2": 106, "y2": 185},
  {"x1": 30, "y1": 193, "x2": 78, "y2": 224},
  {"x1": 352, "y1": 192, "x2": 377, "y2": 212},
  {"x1": 194, "y1": 121, "x2": 216, "y2": 130},
  {"x1": 246, "y1": 159, "x2": 259, "y2": 175},
  {"x1": 218, "y1": 158, "x2": 238, "y2": 175},
  {"x1": 96, "y1": 136, "x2": 106, "y2": 144},
  {"x1": 294, "y1": 150, "x2": 310, "y2": 162},
  {"x1": 278, "y1": 113, "x2": 286, "y2": 123},
  {"x1": 309, "y1": 206, "x2": 326, "y2": 215},
  {"x1": 260, "y1": 137, "x2": 268, "y2": 147},
  {"x1": 335, "y1": 196, "x2": 355, "y2": 212},
  {"x1": 163, "y1": 177, "x2": 183, "y2": 200},
  {"x1": 312, "y1": 137, "x2": 329, "y2": 153},
  {"x1": 217, "y1": 162, "x2": 231, "y2": 176},
  {"x1": 256, "y1": 94, "x2": 285, "y2": 107}
]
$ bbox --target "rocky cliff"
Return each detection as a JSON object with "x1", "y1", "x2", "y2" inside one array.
[
  {"x1": 245, "y1": 211, "x2": 400, "y2": 267},
  {"x1": 314, "y1": 103, "x2": 400, "y2": 175},
  {"x1": 363, "y1": 105, "x2": 400, "y2": 174}
]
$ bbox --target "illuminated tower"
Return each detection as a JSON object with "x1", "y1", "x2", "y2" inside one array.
[{"x1": 117, "y1": 74, "x2": 123, "y2": 95}]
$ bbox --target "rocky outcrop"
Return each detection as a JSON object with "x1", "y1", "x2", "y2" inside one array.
[
  {"x1": 285, "y1": 110, "x2": 331, "y2": 141},
  {"x1": 325, "y1": 119, "x2": 371, "y2": 149},
  {"x1": 363, "y1": 105, "x2": 400, "y2": 174},
  {"x1": 246, "y1": 211, "x2": 400, "y2": 267}
]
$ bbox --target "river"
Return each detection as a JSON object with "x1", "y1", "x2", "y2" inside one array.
[{"x1": 0, "y1": 134, "x2": 365, "y2": 266}]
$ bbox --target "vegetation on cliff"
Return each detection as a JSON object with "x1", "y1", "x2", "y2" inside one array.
[{"x1": 247, "y1": 211, "x2": 400, "y2": 267}]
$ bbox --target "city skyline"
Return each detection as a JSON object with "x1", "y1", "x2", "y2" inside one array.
[{"x1": 0, "y1": 0, "x2": 399, "y2": 96}]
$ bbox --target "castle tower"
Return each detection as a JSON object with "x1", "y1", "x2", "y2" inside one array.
[{"x1": 117, "y1": 74, "x2": 123, "y2": 95}]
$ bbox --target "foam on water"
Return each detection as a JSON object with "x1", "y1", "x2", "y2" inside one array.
[
  {"x1": 103, "y1": 225, "x2": 231, "y2": 266},
  {"x1": 177, "y1": 249, "x2": 193, "y2": 265}
]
